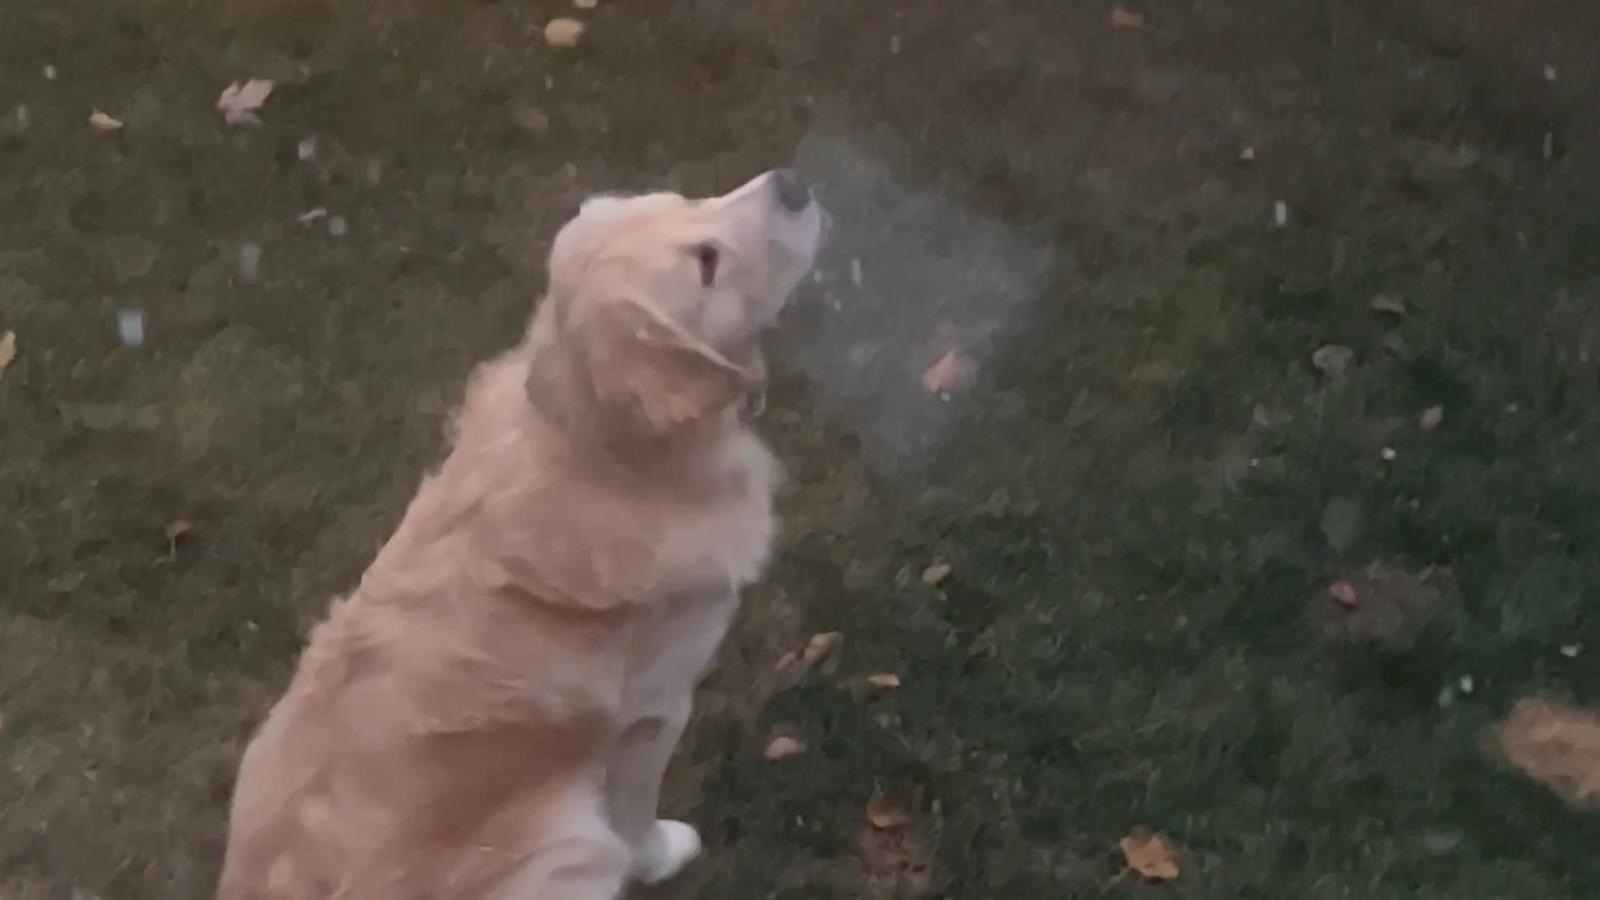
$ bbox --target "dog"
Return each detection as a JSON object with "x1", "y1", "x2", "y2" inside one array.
[{"x1": 216, "y1": 169, "x2": 823, "y2": 900}]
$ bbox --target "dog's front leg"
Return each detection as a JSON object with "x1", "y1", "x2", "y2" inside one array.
[{"x1": 605, "y1": 695, "x2": 700, "y2": 884}]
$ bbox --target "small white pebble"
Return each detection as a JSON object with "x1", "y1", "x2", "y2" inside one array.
[
  {"x1": 1273, "y1": 200, "x2": 1288, "y2": 227},
  {"x1": 116, "y1": 308, "x2": 146, "y2": 347},
  {"x1": 13, "y1": 105, "x2": 30, "y2": 130},
  {"x1": 850, "y1": 257, "x2": 863, "y2": 287},
  {"x1": 1561, "y1": 643, "x2": 1582, "y2": 658},
  {"x1": 1457, "y1": 675, "x2": 1475, "y2": 695},
  {"x1": 327, "y1": 215, "x2": 348, "y2": 237},
  {"x1": 1380, "y1": 446, "x2": 1397, "y2": 461},
  {"x1": 1543, "y1": 132, "x2": 1554, "y2": 160},
  {"x1": 43, "y1": 64, "x2": 57, "y2": 81},
  {"x1": 237, "y1": 242, "x2": 262, "y2": 281},
  {"x1": 297, "y1": 136, "x2": 317, "y2": 161},
  {"x1": 1437, "y1": 686, "x2": 1454, "y2": 709},
  {"x1": 889, "y1": 35, "x2": 901, "y2": 54},
  {"x1": 1239, "y1": 145, "x2": 1256, "y2": 162},
  {"x1": 1544, "y1": 63, "x2": 1558, "y2": 82}
]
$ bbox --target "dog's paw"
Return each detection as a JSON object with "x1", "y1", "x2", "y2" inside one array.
[{"x1": 632, "y1": 819, "x2": 702, "y2": 884}]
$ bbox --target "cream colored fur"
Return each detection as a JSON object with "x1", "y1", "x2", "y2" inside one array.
[{"x1": 216, "y1": 170, "x2": 823, "y2": 900}]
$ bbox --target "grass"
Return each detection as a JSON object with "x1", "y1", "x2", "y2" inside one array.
[{"x1": 4, "y1": 0, "x2": 1600, "y2": 897}]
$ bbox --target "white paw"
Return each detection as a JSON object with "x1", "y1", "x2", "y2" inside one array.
[{"x1": 631, "y1": 819, "x2": 702, "y2": 884}]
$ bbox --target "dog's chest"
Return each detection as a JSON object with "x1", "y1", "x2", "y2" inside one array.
[{"x1": 619, "y1": 589, "x2": 741, "y2": 717}]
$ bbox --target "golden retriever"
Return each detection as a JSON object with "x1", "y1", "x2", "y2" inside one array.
[{"x1": 216, "y1": 169, "x2": 824, "y2": 900}]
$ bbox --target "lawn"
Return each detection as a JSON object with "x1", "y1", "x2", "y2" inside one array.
[{"x1": 3, "y1": 1, "x2": 1600, "y2": 897}]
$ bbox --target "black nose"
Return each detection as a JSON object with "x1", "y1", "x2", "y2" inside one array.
[{"x1": 771, "y1": 168, "x2": 811, "y2": 213}]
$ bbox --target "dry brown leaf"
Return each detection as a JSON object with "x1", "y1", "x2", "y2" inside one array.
[
  {"x1": 865, "y1": 786, "x2": 915, "y2": 830},
  {"x1": 1110, "y1": 5, "x2": 1145, "y2": 28},
  {"x1": 920, "y1": 349, "x2": 975, "y2": 394},
  {"x1": 1119, "y1": 827, "x2": 1180, "y2": 881},
  {"x1": 764, "y1": 735, "x2": 806, "y2": 762},
  {"x1": 1370, "y1": 293, "x2": 1407, "y2": 316},
  {"x1": 0, "y1": 330, "x2": 16, "y2": 376},
  {"x1": 1495, "y1": 697, "x2": 1600, "y2": 807},
  {"x1": 1327, "y1": 580, "x2": 1358, "y2": 609},
  {"x1": 920, "y1": 562, "x2": 951, "y2": 587},
  {"x1": 866, "y1": 673, "x2": 902, "y2": 690},
  {"x1": 1419, "y1": 405, "x2": 1445, "y2": 430},
  {"x1": 545, "y1": 17, "x2": 586, "y2": 48},
  {"x1": 856, "y1": 795, "x2": 936, "y2": 900},
  {"x1": 802, "y1": 631, "x2": 844, "y2": 667},
  {"x1": 164, "y1": 519, "x2": 196, "y2": 542},
  {"x1": 1312, "y1": 344, "x2": 1354, "y2": 377},
  {"x1": 216, "y1": 79, "x2": 274, "y2": 126},
  {"x1": 88, "y1": 109, "x2": 124, "y2": 132},
  {"x1": 1312, "y1": 560, "x2": 1452, "y2": 649}
]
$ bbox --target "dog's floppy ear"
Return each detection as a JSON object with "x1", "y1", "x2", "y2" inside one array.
[{"x1": 573, "y1": 293, "x2": 750, "y2": 434}]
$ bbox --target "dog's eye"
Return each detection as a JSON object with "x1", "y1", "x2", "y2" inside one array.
[{"x1": 695, "y1": 244, "x2": 719, "y2": 288}]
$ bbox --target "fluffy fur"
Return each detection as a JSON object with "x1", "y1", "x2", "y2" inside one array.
[{"x1": 217, "y1": 170, "x2": 823, "y2": 900}]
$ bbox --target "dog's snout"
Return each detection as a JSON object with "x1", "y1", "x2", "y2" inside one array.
[{"x1": 770, "y1": 169, "x2": 811, "y2": 213}]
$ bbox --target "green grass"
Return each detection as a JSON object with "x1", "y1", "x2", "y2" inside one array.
[{"x1": 4, "y1": 1, "x2": 1600, "y2": 897}]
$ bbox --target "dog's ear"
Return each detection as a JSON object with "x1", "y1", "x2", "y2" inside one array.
[{"x1": 574, "y1": 294, "x2": 750, "y2": 434}]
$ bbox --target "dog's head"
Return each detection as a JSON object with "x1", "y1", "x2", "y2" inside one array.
[{"x1": 533, "y1": 169, "x2": 823, "y2": 437}]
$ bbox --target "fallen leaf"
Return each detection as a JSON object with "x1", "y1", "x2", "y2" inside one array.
[
  {"x1": 0, "y1": 330, "x2": 16, "y2": 376},
  {"x1": 773, "y1": 649, "x2": 800, "y2": 672},
  {"x1": 1494, "y1": 697, "x2": 1600, "y2": 807},
  {"x1": 1109, "y1": 5, "x2": 1145, "y2": 28},
  {"x1": 1119, "y1": 827, "x2": 1180, "y2": 881},
  {"x1": 920, "y1": 562, "x2": 951, "y2": 587},
  {"x1": 544, "y1": 17, "x2": 586, "y2": 48},
  {"x1": 920, "y1": 349, "x2": 976, "y2": 394},
  {"x1": 1311, "y1": 344, "x2": 1354, "y2": 377},
  {"x1": 296, "y1": 207, "x2": 329, "y2": 225},
  {"x1": 88, "y1": 109, "x2": 124, "y2": 132},
  {"x1": 865, "y1": 786, "x2": 915, "y2": 830},
  {"x1": 216, "y1": 78, "x2": 275, "y2": 126},
  {"x1": 1370, "y1": 293, "x2": 1407, "y2": 316},
  {"x1": 801, "y1": 631, "x2": 844, "y2": 667},
  {"x1": 764, "y1": 735, "x2": 806, "y2": 762},
  {"x1": 866, "y1": 673, "x2": 902, "y2": 690},
  {"x1": 1312, "y1": 559, "x2": 1452, "y2": 649},
  {"x1": 573, "y1": 0, "x2": 598, "y2": 7},
  {"x1": 1419, "y1": 405, "x2": 1444, "y2": 430},
  {"x1": 856, "y1": 795, "x2": 936, "y2": 899},
  {"x1": 1327, "y1": 580, "x2": 1358, "y2": 609},
  {"x1": 1320, "y1": 497, "x2": 1362, "y2": 552},
  {"x1": 164, "y1": 519, "x2": 196, "y2": 542}
]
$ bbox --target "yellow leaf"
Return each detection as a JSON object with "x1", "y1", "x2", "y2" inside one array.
[
  {"x1": 866, "y1": 673, "x2": 902, "y2": 689},
  {"x1": 544, "y1": 17, "x2": 586, "y2": 48},
  {"x1": 1110, "y1": 5, "x2": 1145, "y2": 28},
  {"x1": 0, "y1": 330, "x2": 16, "y2": 376},
  {"x1": 764, "y1": 735, "x2": 805, "y2": 762},
  {"x1": 920, "y1": 562, "x2": 951, "y2": 586},
  {"x1": 88, "y1": 109, "x2": 124, "y2": 132},
  {"x1": 1119, "y1": 828, "x2": 1180, "y2": 881}
]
